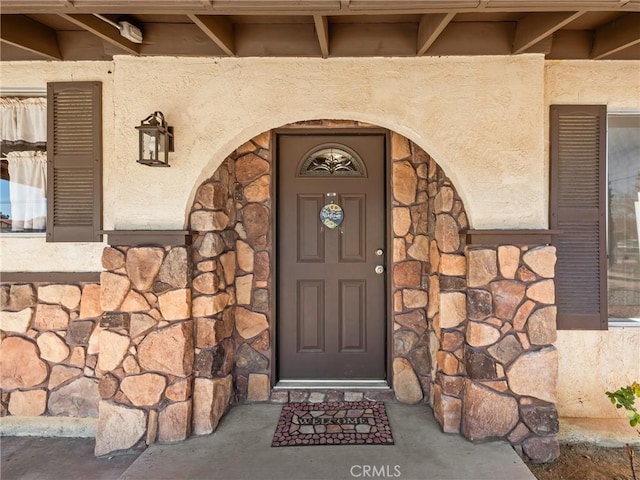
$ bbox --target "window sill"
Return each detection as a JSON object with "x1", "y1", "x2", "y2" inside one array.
[
  {"x1": 608, "y1": 318, "x2": 640, "y2": 328},
  {"x1": 0, "y1": 233, "x2": 46, "y2": 238}
]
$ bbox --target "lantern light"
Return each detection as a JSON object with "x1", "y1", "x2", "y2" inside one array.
[{"x1": 136, "y1": 111, "x2": 174, "y2": 167}]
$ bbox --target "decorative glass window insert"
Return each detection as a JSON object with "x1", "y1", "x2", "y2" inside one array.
[
  {"x1": 299, "y1": 146, "x2": 365, "y2": 177},
  {"x1": 607, "y1": 113, "x2": 640, "y2": 320}
]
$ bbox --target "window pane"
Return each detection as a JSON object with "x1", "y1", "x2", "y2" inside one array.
[{"x1": 608, "y1": 114, "x2": 640, "y2": 319}]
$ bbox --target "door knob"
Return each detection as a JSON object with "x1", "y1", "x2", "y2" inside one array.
[{"x1": 375, "y1": 265, "x2": 385, "y2": 274}]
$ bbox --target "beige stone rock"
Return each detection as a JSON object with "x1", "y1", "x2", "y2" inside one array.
[
  {"x1": 236, "y1": 153, "x2": 270, "y2": 183},
  {"x1": 126, "y1": 248, "x2": 165, "y2": 291},
  {"x1": 68, "y1": 346, "x2": 86, "y2": 368},
  {"x1": 192, "y1": 293, "x2": 229, "y2": 317},
  {"x1": 158, "y1": 400, "x2": 192, "y2": 443},
  {"x1": 526, "y1": 280, "x2": 555, "y2": 304},
  {"x1": 393, "y1": 207, "x2": 411, "y2": 237},
  {"x1": 193, "y1": 273, "x2": 219, "y2": 295},
  {"x1": 467, "y1": 249, "x2": 498, "y2": 287},
  {"x1": 195, "y1": 182, "x2": 226, "y2": 210},
  {"x1": 0, "y1": 337, "x2": 48, "y2": 389},
  {"x1": 490, "y1": 280, "x2": 526, "y2": 320},
  {"x1": 391, "y1": 132, "x2": 411, "y2": 160},
  {"x1": 48, "y1": 377, "x2": 99, "y2": 417},
  {"x1": 407, "y1": 235, "x2": 430, "y2": 261},
  {"x1": 196, "y1": 317, "x2": 218, "y2": 349},
  {"x1": 236, "y1": 240, "x2": 254, "y2": 273},
  {"x1": 433, "y1": 385, "x2": 461, "y2": 433},
  {"x1": 523, "y1": 246, "x2": 556, "y2": 279},
  {"x1": 7, "y1": 284, "x2": 35, "y2": 311},
  {"x1": 87, "y1": 324, "x2": 103, "y2": 355},
  {"x1": 513, "y1": 300, "x2": 536, "y2": 331},
  {"x1": 146, "y1": 409, "x2": 159, "y2": 445},
  {"x1": 190, "y1": 211, "x2": 229, "y2": 232},
  {"x1": 97, "y1": 331, "x2": 129, "y2": 372},
  {"x1": 393, "y1": 238, "x2": 406, "y2": 262},
  {"x1": 138, "y1": 322, "x2": 194, "y2": 377},
  {"x1": 49, "y1": 364, "x2": 83, "y2": 389},
  {"x1": 102, "y1": 247, "x2": 125, "y2": 270},
  {"x1": 498, "y1": 246, "x2": 520, "y2": 279},
  {"x1": 193, "y1": 375, "x2": 233, "y2": 435},
  {"x1": 0, "y1": 308, "x2": 32, "y2": 333},
  {"x1": 244, "y1": 175, "x2": 271, "y2": 202},
  {"x1": 121, "y1": 373, "x2": 167, "y2": 407},
  {"x1": 95, "y1": 401, "x2": 146, "y2": 456},
  {"x1": 198, "y1": 232, "x2": 225, "y2": 258},
  {"x1": 253, "y1": 131, "x2": 270, "y2": 149},
  {"x1": 37, "y1": 285, "x2": 81, "y2": 310},
  {"x1": 506, "y1": 347, "x2": 558, "y2": 403},
  {"x1": 158, "y1": 289, "x2": 191, "y2": 321},
  {"x1": 393, "y1": 358, "x2": 423, "y2": 404},
  {"x1": 123, "y1": 355, "x2": 141, "y2": 374},
  {"x1": 99, "y1": 375, "x2": 119, "y2": 399},
  {"x1": 462, "y1": 380, "x2": 519, "y2": 441},
  {"x1": 220, "y1": 251, "x2": 236, "y2": 285},
  {"x1": 466, "y1": 322, "x2": 501, "y2": 347},
  {"x1": 79, "y1": 284, "x2": 102, "y2": 319},
  {"x1": 440, "y1": 292, "x2": 466, "y2": 328},
  {"x1": 100, "y1": 273, "x2": 130, "y2": 311},
  {"x1": 527, "y1": 306, "x2": 557, "y2": 345},
  {"x1": 9, "y1": 389, "x2": 47, "y2": 416},
  {"x1": 439, "y1": 254, "x2": 466, "y2": 276},
  {"x1": 393, "y1": 261, "x2": 421, "y2": 288},
  {"x1": 130, "y1": 313, "x2": 157, "y2": 338},
  {"x1": 34, "y1": 304, "x2": 69, "y2": 330},
  {"x1": 403, "y1": 289, "x2": 429, "y2": 309},
  {"x1": 247, "y1": 373, "x2": 270, "y2": 401},
  {"x1": 37, "y1": 331, "x2": 70, "y2": 363},
  {"x1": 254, "y1": 251, "x2": 270, "y2": 281},
  {"x1": 427, "y1": 275, "x2": 440, "y2": 319},
  {"x1": 393, "y1": 161, "x2": 417, "y2": 205},
  {"x1": 158, "y1": 247, "x2": 189, "y2": 289},
  {"x1": 395, "y1": 310, "x2": 427, "y2": 334},
  {"x1": 236, "y1": 308, "x2": 268, "y2": 339},
  {"x1": 435, "y1": 214, "x2": 460, "y2": 253},
  {"x1": 165, "y1": 378, "x2": 191, "y2": 402},
  {"x1": 236, "y1": 275, "x2": 253, "y2": 305},
  {"x1": 434, "y1": 186, "x2": 454, "y2": 213},
  {"x1": 430, "y1": 240, "x2": 440, "y2": 271},
  {"x1": 120, "y1": 290, "x2": 151, "y2": 313}
]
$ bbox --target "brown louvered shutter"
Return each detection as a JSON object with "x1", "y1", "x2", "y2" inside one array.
[
  {"x1": 550, "y1": 105, "x2": 607, "y2": 330},
  {"x1": 47, "y1": 82, "x2": 102, "y2": 242}
]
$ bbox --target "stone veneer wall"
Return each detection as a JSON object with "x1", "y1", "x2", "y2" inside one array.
[
  {"x1": 461, "y1": 245, "x2": 559, "y2": 462},
  {"x1": 0, "y1": 282, "x2": 102, "y2": 418}
]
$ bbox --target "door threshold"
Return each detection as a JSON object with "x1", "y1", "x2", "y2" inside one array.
[{"x1": 274, "y1": 380, "x2": 390, "y2": 390}]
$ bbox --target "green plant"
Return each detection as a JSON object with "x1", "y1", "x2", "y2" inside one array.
[
  {"x1": 606, "y1": 382, "x2": 640, "y2": 429},
  {"x1": 606, "y1": 382, "x2": 640, "y2": 480}
]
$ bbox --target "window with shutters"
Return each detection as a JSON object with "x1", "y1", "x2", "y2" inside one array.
[
  {"x1": 0, "y1": 95, "x2": 47, "y2": 234},
  {"x1": 551, "y1": 106, "x2": 640, "y2": 329},
  {"x1": 607, "y1": 114, "x2": 640, "y2": 322}
]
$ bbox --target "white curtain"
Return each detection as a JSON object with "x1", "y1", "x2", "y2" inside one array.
[
  {"x1": 6, "y1": 151, "x2": 47, "y2": 231},
  {"x1": 0, "y1": 97, "x2": 47, "y2": 143}
]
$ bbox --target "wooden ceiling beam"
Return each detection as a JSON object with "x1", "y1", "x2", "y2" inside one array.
[
  {"x1": 313, "y1": 15, "x2": 330, "y2": 58},
  {"x1": 417, "y1": 12, "x2": 455, "y2": 55},
  {"x1": 592, "y1": 12, "x2": 640, "y2": 59},
  {"x1": 512, "y1": 11, "x2": 585, "y2": 54},
  {"x1": 187, "y1": 14, "x2": 235, "y2": 56},
  {"x1": 58, "y1": 14, "x2": 140, "y2": 55},
  {"x1": 0, "y1": 15, "x2": 62, "y2": 60}
]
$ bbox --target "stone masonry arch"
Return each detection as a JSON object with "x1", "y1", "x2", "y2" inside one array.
[{"x1": 94, "y1": 119, "x2": 558, "y2": 462}]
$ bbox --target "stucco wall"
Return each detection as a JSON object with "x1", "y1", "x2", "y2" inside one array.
[
  {"x1": 2, "y1": 55, "x2": 547, "y2": 271},
  {"x1": 546, "y1": 60, "x2": 640, "y2": 418}
]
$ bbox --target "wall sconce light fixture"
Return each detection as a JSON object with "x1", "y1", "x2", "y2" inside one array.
[{"x1": 136, "y1": 111, "x2": 174, "y2": 167}]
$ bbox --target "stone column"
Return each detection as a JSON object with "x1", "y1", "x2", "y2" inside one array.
[
  {"x1": 95, "y1": 245, "x2": 194, "y2": 456},
  {"x1": 461, "y1": 245, "x2": 559, "y2": 462}
]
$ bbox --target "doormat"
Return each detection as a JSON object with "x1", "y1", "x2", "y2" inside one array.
[{"x1": 272, "y1": 401, "x2": 394, "y2": 447}]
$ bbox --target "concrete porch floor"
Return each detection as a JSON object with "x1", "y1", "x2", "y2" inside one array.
[{"x1": 2, "y1": 403, "x2": 537, "y2": 480}]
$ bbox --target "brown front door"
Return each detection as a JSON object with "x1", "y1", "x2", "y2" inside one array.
[{"x1": 278, "y1": 132, "x2": 386, "y2": 380}]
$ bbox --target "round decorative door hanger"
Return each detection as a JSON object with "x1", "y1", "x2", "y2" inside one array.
[{"x1": 320, "y1": 203, "x2": 344, "y2": 229}]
